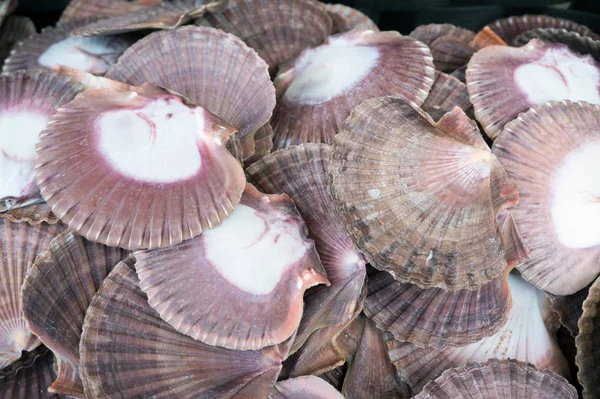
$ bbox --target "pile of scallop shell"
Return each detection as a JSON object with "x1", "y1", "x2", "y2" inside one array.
[{"x1": 0, "y1": 0, "x2": 600, "y2": 398}]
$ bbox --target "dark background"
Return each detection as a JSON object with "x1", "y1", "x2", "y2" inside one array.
[{"x1": 15, "y1": 0, "x2": 600, "y2": 34}]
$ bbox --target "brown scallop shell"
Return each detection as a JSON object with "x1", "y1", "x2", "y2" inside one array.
[
  {"x1": 80, "y1": 261, "x2": 292, "y2": 398},
  {"x1": 486, "y1": 14, "x2": 599, "y2": 44},
  {"x1": 414, "y1": 359, "x2": 577, "y2": 399},
  {"x1": 2, "y1": 21, "x2": 132, "y2": 75},
  {"x1": 21, "y1": 230, "x2": 129, "y2": 397},
  {"x1": 428, "y1": 35, "x2": 477, "y2": 72},
  {"x1": 272, "y1": 30, "x2": 435, "y2": 150},
  {"x1": 467, "y1": 39, "x2": 600, "y2": 140},
  {"x1": 576, "y1": 276, "x2": 600, "y2": 398},
  {"x1": 59, "y1": 0, "x2": 161, "y2": 23},
  {"x1": 135, "y1": 184, "x2": 328, "y2": 350},
  {"x1": 422, "y1": 71, "x2": 473, "y2": 121},
  {"x1": 244, "y1": 122, "x2": 274, "y2": 166},
  {"x1": 386, "y1": 272, "x2": 569, "y2": 394},
  {"x1": 1, "y1": 202, "x2": 58, "y2": 226},
  {"x1": 203, "y1": 0, "x2": 332, "y2": 72},
  {"x1": 34, "y1": 83, "x2": 246, "y2": 250},
  {"x1": 329, "y1": 98, "x2": 520, "y2": 291},
  {"x1": 513, "y1": 28, "x2": 600, "y2": 62},
  {"x1": 0, "y1": 220, "x2": 64, "y2": 370},
  {"x1": 409, "y1": 24, "x2": 476, "y2": 47},
  {"x1": 269, "y1": 376, "x2": 345, "y2": 399},
  {"x1": 0, "y1": 16, "x2": 35, "y2": 64},
  {"x1": 471, "y1": 26, "x2": 508, "y2": 48},
  {"x1": 364, "y1": 265, "x2": 511, "y2": 348},
  {"x1": 0, "y1": 347, "x2": 58, "y2": 399},
  {"x1": 325, "y1": 3, "x2": 378, "y2": 34},
  {"x1": 492, "y1": 101, "x2": 600, "y2": 295},
  {"x1": 0, "y1": 70, "x2": 83, "y2": 220},
  {"x1": 106, "y1": 26, "x2": 275, "y2": 162},
  {"x1": 547, "y1": 285, "x2": 590, "y2": 337},
  {"x1": 246, "y1": 144, "x2": 366, "y2": 352}
]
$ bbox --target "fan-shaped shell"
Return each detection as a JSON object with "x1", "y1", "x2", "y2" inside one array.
[
  {"x1": 80, "y1": 261, "x2": 292, "y2": 398},
  {"x1": 21, "y1": 230, "x2": 129, "y2": 397},
  {"x1": 272, "y1": 30, "x2": 435, "y2": 150},
  {"x1": 386, "y1": 272, "x2": 569, "y2": 394},
  {"x1": 59, "y1": 0, "x2": 161, "y2": 23},
  {"x1": 575, "y1": 276, "x2": 600, "y2": 398},
  {"x1": 422, "y1": 71, "x2": 473, "y2": 121},
  {"x1": 106, "y1": 26, "x2": 275, "y2": 162},
  {"x1": 429, "y1": 35, "x2": 477, "y2": 72},
  {"x1": 0, "y1": 16, "x2": 35, "y2": 64},
  {"x1": 203, "y1": 0, "x2": 332, "y2": 72},
  {"x1": 135, "y1": 184, "x2": 328, "y2": 350},
  {"x1": 365, "y1": 266, "x2": 511, "y2": 348},
  {"x1": 486, "y1": 14, "x2": 599, "y2": 44},
  {"x1": 329, "y1": 98, "x2": 519, "y2": 291},
  {"x1": 34, "y1": 83, "x2": 246, "y2": 250},
  {"x1": 0, "y1": 220, "x2": 64, "y2": 369},
  {"x1": 492, "y1": 101, "x2": 600, "y2": 295},
  {"x1": 414, "y1": 359, "x2": 577, "y2": 399},
  {"x1": 325, "y1": 3, "x2": 378, "y2": 34},
  {"x1": 0, "y1": 347, "x2": 57, "y2": 399},
  {"x1": 247, "y1": 144, "x2": 366, "y2": 352},
  {"x1": 0, "y1": 70, "x2": 83, "y2": 220},
  {"x1": 513, "y1": 28, "x2": 600, "y2": 54},
  {"x1": 2, "y1": 21, "x2": 132, "y2": 75},
  {"x1": 269, "y1": 376, "x2": 344, "y2": 399},
  {"x1": 409, "y1": 24, "x2": 475, "y2": 47},
  {"x1": 467, "y1": 39, "x2": 600, "y2": 140}
]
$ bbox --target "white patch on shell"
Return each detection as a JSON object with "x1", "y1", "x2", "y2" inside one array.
[
  {"x1": 551, "y1": 141, "x2": 600, "y2": 249},
  {"x1": 514, "y1": 47, "x2": 600, "y2": 105},
  {"x1": 367, "y1": 188, "x2": 381, "y2": 199},
  {"x1": 202, "y1": 203, "x2": 310, "y2": 295},
  {"x1": 0, "y1": 111, "x2": 49, "y2": 198},
  {"x1": 96, "y1": 97, "x2": 209, "y2": 183},
  {"x1": 282, "y1": 36, "x2": 379, "y2": 105},
  {"x1": 38, "y1": 36, "x2": 125, "y2": 75}
]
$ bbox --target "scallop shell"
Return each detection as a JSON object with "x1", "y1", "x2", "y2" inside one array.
[
  {"x1": 364, "y1": 265, "x2": 511, "y2": 348},
  {"x1": 135, "y1": 184, "x2": 328, "y2": 350},
  {"x1": 329, "y1": 98, "x2": 520, "y2": 291},
  {"x1": 429, "y1": 35, "x2": 477, "y2": 72},
  {"x1": 414, "y1": 359, "x2": 577, "y2": 399},
  {"x1": 0, "y1": 347, "x2": 57, "y2": 399},
  {"x1": 271, "y1": 30, "x2": 435, "y2": 150},
  {"x1": 0, "y1": 16, "x2": 35, "y2": 65},
  {"x1": 492, "y1": 101, "x2": 600, "y2": 295},
  {"x1": 0, "y1": 220, "x2": 64, "y2": 369},
  {"x1": 106, "y1": 26, "x2": 276, "y2": 162},
  {"x1": 247, "y1": 144, "x2": 366, "y2": 352},
  {"x1": 547, "y1": 285, "x2": 590, "y2": 337},
  {"x1": 325, "y1": 4, "x2": 378, "y2": 33},
  {"x1": 486, "y1": 14, "x2": 599, "y2": 44},
  {"x1": 59, "y1": 0, "x2": 161, "y2": 23},
  {"x1": 244, "y1": 122, "x2": 274, "y2": 166},
  {"x1": 1, "y1": 202, "x2": 58, "y2": 226},
  {"x1": 269, "y1": 376, "x2": 344, "y2": 399},
  {"x1": 318, "y1": 366, "x2": 346, "y2": 391},
  {"x1": 203, "y1": 0, "x2": 332, "y2": 72},
  {"x1": 0, "y1": 70, "x2": 83, "y2": 218},
  {"x1": 386, "y1": 272, "x2": 569, "y2": 394},
  {"x1": 467, "y1": 39, "x2": 600, "y2": 140},
  {"x1": 409, "y1": 24, "x2": 476, "y2": 47},
  {"x1": 21, "y1": 230, "x2": 129, "y2": 397},
  {"x1": 34, "y1": 83, "x2": 246, "y2": 250},
  {"x1": 80, "y1": 261, "x2": 292, "y2": 398},
  {"x1": 471, "y1": 26, "x2": 507, "y2": 48},
  {"x1": 422, "y1": 71, "x2": 473, "y2": 121},
  {"x1": 2, "y1": 21, "x2": 132, "y2": 75},
  {"x1": 513, "y1": 28, "x2": 600, "y2": 61},
  {"x1": 576, "y1": 276, "x2": 600, "y2": 399}
]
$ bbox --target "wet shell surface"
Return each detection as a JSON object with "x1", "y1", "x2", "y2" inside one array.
[
  {"x1": 268, "y1": 376, "x2": 344, "y2": 399},
  {"x1": 34, "y1": 83, "x2": 246, "y2": 250},
  {"x1": 21, "y1": 230, "x2": 129, "y2": 397},
  {"x1": 80, "y1": 261, "x2": 292, "y2": 398},
  {"x1": 364, "y1": 266, "x2": 511, "y2": 348},
  {"x1": 106, "y1": 26, "x2": 276, "y2": 161},
  {"x1": 271, "y1": 29, "x2": 435, "y2": 150},
  {"x1": 414, "y1": 359, "x2": 577, "y2": 399},
  {"x1": 329, "y1": 98, "x2": 519, "y2": 291},
  {"x1": 0, "y1": 220, "x2": 64, "y2": 369},
  {"x1": 134, "y1": 184, "x2": 328, "y2": 350},
  {"x1": 0, "y1": 347, "x2": 57, "y2": 399},
  {"x1": 467, "y1": 39, "x2": 600, "y2": 139},
  {"x1": 59, "y1": 0, "x2": 160, "y2": 23},
  {"x1": 492, "y1": 101, "x2": 600, "y2": 295},
  {"x1": 421, "y1": 71, "x2": 473, "y2": 121},
  {"x1": 576, "y1": 276, "x2": 600, "y2": 398},
  {"x1": 324, "y1": 3, "x2": 378, "y2": 33},
  {"x1": 203, "y1": 0, "x2": 332, "y2": 72},
  {"x1": 0, "y1": 70, "x2": 83, "y2": 217},
  {"x1": 246, "y1": 144, "x2": 366, "y2": 352},
  {"x1": 2, "y1": 21, "x2": 132, "y2": 75},
  {"x1": 0, "y1": 16, "x2": 35, "y2": 64},
  {"x1": 386, "y1": 272, "x2": 569, "y2": 394}
]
